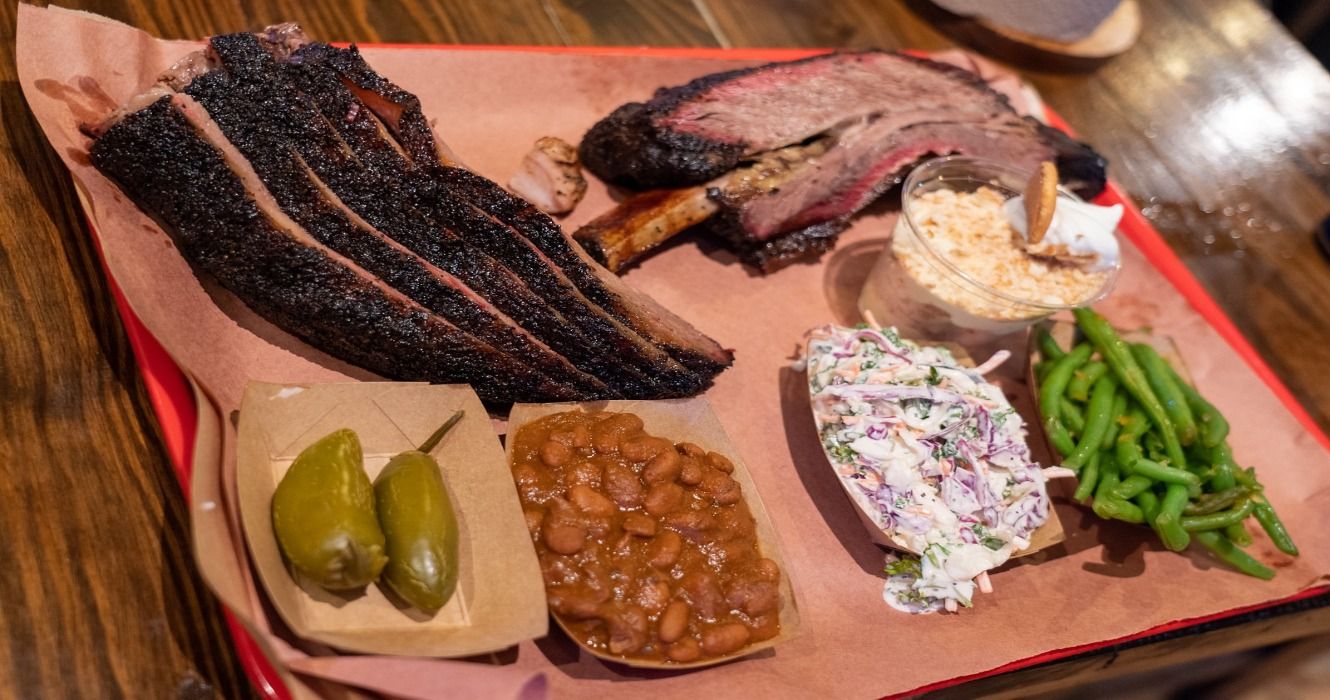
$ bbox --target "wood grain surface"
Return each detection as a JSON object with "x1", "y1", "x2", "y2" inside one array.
[{"x1": 3, "y1": 0, "x2": 1329, "y2": 697}]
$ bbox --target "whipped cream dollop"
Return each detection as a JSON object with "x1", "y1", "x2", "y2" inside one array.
[{"x1": 1004, "y1": 196, "x2": 1123, "y2": 272}]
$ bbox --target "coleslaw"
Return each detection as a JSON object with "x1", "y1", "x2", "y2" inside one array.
[{"x1": 804, "y1": 324, "x2": 1068, "y2": 613}]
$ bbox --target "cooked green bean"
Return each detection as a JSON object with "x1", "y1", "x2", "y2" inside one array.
[
  {"x1": 1135, "y1": 490, "x2": 1161, "y2": 523},
  {"x1": 1130, "y1": 458, "x2": 1202, "y2": 494},
  {"x1": 1034, "y1": 360, "x2": 1052, "y2": 383},
  {"x1": 1073, "y1": 451, "x2": 1101, "y2": 502},
  {"x1": 1195, "y1": 530, "x2": 1275, "y2": 580},
  {"x1": 1039, "y1": 343, "x2": 1093, "y2": 457},
  {"x1": 1225, "y1": 522, "x2": 1253, "y2": 548},
  {"x1": 1206, "y1": 443, "x2": 1239, "y2": 491},
  {"x1": 1156, "y1": 483, "x2": 1191, "y2": 552},
  {"x1": 1115, "y1": 408, "x2": 1151, "y2": 468},
  {"x1": 1181, "y1": 499, "x2": 1253, "y2": 531},
  {"x1": 1068, "y1": 361, "x2": 1107, "y2": 403},
  {"x1": 1252, "y1": 501, "x2": 1298, "y2": 556},
  {"x1": 1184, "y1": 487, "x2": 1250, "y2": 516},
  {"x1": 1131, "y1": 343, "x2": 1199, "y2": 446},
  {"x1": 1234, "y1": 465, "x2": 1261, "y2": 489},
  {"x1": 1073, "y1": 308, "x2": 1187, "y2": 470},
  {"x1": 1063, "y1": 399, "x2": 1086, "y2": 435},
  {"x1": 1112, "y1": 474, "x2": 1153, "y2": 500},
  {"x1": 1094, "y1": 497, "x2": 1145, "y2": 524},
  {"x1": 1064, "y1": 374, "x2": 1119, "y2": 469},
  {"x1": 1094, "y1": 452, "x2": 1121, "y2": 504},
  {"x1": 1101, "y1": 393, "x2": 1128, "y2": 451},
  {"x1": 1164, "y1": 362, "x2": 1230, "y2": 448},
  {"x1": 1036, "y1": 326, "x2": 1066, "y2": 362}
]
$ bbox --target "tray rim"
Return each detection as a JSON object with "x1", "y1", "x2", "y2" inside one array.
[{"x1": 79, "y1": 44, "x2": 1330, "y2": 700}]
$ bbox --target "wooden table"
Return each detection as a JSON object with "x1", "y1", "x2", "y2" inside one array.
[{"x1": 2, "y1": 0, "x2": 1328, "y2": 697}]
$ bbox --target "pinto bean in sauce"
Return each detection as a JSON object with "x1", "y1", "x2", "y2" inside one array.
[{"x1": 510, "y1": 411, "x2": 781, "y2": 663}]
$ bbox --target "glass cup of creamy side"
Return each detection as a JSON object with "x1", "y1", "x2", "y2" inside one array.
[{"x1": 858, "y1": 156, "x2": 1122, "y2": 346}]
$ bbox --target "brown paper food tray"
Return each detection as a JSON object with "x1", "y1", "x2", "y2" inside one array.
[
  {"x1": 1029, "y1": 320, "x2": 1189, "y2": 462},
  {"x1": 505, "y1": 398, "x2": 801, "y2": 670},
  {"x1": 806, "y1": 336, "x2": 1065, "y2": 557},
  {"x1": 235, "y1": 381, "x2": 548, "y2": 657}
]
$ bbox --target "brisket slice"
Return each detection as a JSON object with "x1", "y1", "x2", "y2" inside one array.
[
  {"x1": 172, "y1": 53, "x2": 611, "y2": 401},
  {"x1": 579, "y1": 51, "x2": 1107, "y2": 199},
  {"x1": 269, "y1": 39, "x2": 732, "y2": 380},
  {"x1": 197, "y1": 33, "x2": 675, "y2": 396},
  {"x1": 90, "y1": 95, "x2": 577, "y2": 403}
]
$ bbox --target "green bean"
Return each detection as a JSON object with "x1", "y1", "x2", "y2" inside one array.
[
  {"x1": 1225, "y1": 522, "x2": 1253, "y2": 548},
  {"x1": 1130, "y1": 458, "x2": 1202, "y2": 494},
  {"x1": 1073, "y1": 451, "x2": 1100, "y2": 502},
  {"x1": 1195, "y1": 530, "x2": 1275, "y2": 580},
  {"x1": 1252, "y1": 501, "x2": 1298, "y2": 556},
  {"x1": 1164, "y1": 362, "x2": 1230, "y2": 448},
  {"x1": 1039, "y1": 343, "x2": 1093, "y2": 457},
  {"x1": 1036, "y1": 326, "x2": 1066, "y2": 362},
  {"x1": 1130, "y1": 343, "x2": 1199, "y2": 446},
  {"x1": 1101, "y1": 393, "x2": 1128, "y2": 451},
  {"x1": 1184, "y1": 487, "x2": 1251, "y2": 516},
  {"x1": 1112, "y1": 474, "x2": 1153, "y2": 500},
  {"x1": 1181, "y1": 499, "x2": 1253, "y2": 531},
  {"x1": 1034, "y1": 361, "x2": 1052, "y2": 383},
  {"x1": 1073, "y1": 308, "x2": 1187, "y2": 471},
  {"x1": 1094, "y1": 497, "x2": 1145, "y2": 524},
  {"x1": 1068, "y1": 361, "x2": 1107, "y2": 403},
  {"x1": 1135, "y1": 490, "x2": 1161, "y2": 523},
  {"x1": 1064, "y1": 375, "x2": 1119, "y2": 469},
  {"x1": 1234, "y1": 466, "x2": 1261, "y2": 489},
  {"x1": 1063, "y1": 399, "x2": 1086, "y2": 435},
  {"x1": 1156, "y1": 483, "x2": 1192, "y2": 552},
  {"x1": 1094, "y1": 452, "x2": 1121, "y2": 504},
  {"x1": 1144, "y1": 431, "x2": 1168, "y2": 465},
  {"x1": 1115, "y1": 408, "x2": 1151, "y2": 468},
  {"x1": 1206, "y1": 444, "x2": 1239, "y2": 491}
]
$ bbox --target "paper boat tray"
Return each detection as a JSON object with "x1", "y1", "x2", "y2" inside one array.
[
  {"x1": 235, "y1": 381, "x2": 548, "y2": 657},
  {"x1": 806, "y1": 337, "x2": 1066, "y2": 557},
  {"x1": 506, "y1": 397, "x2": 801, "y2": 670}
]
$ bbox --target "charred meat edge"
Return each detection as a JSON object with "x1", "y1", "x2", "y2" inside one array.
[{"x1": 90, "y1": 94, "x2": 578, "y2": 403}]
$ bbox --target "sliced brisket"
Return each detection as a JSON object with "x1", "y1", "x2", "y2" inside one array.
[
  {"x1": 89, "y1": 95, "x2": 576, "y2": 403},
  {"x1": 269, "y1": 38, "x2": 733, "y2": 380}
]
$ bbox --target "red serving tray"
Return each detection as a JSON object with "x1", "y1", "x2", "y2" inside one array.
[{"x1": 90, "y1": 45, "x2": 1330, "y2": 700}]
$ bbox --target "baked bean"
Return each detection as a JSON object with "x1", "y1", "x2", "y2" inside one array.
[
  {"x1": 647, "y1": 530, "x2": 683, "y2": 569},
  {"x1": 571, "y1": 424, "x2": 591, "y2": 449},
  {"x1": 548, "y1": 589, "x2": 600, "y2": 619},
  {"x1": 623, "y1": 513, "x2": 657, "y2": 537},
  {"x1": 540, "y1": 439, "x2": 573, "y2": 467},
  {"x1": 642, "y1": 449, "x2": 682, "y2": 484},
  {"x1": 725, "y1": 578, "x2": 780, "y2": 616},
  {"x1": 523, "y1": 507, "x2": 545, "y2": 536},
  {"x1": 611, "y1": 532, "x2": 635, "y2": 557},
  {"x1": 706, "y1": 451, "x2": 735, "y2": 473},
  {"x1": 565, "y1": 459, "x2": 602, "y2": 488},
  {"x1": 568, "y1": 484, "x2": 617, "y2": 518},
  {"x1": 748, "y1": 614, "x2": 781, "y2": 643},
  {"x1": 512, "y1": 462, "x2": 554, "y2": 501},
  {"x1": 592, "y1": 428, "x2": 621, "y2": 454},
  {"x1": 604, "y1": 604, "x2": 649, "y2": 655},
  {"x1": 539, "y1": 552, "x2": 578, "y2": 586},
  {"x1": 601, "y1": 413, "x2": 645, "y2": 436},
  {"x1": 678, "y1": 457, "x2": 704, "y2": 486},
  {"x1": 547, "y1": 430, "x2": 575, "y2": 446},
  {"x1": 679, "y1": 571, "x2": 725, "y2": 620},
  {"x1": 700, "y1": 470, "x2": 742, "y2": 505},
  {"x1": 666, "y1": 637, "x2": 701, "y2": 663},
  {"x1": 677, "y1": 442, "x2": 706, "y2": 458},
  {"x1": 635, "y1": 579, "x2": 671, "y2": 613},
  {"x1": 664, "y1": 510, "x2": 715, "y2": 543},
  {"x1": 603, "y1": 463, "x2": 643, "y2": 508},
  {"x1": 708, "y1": 538, "x2": 755, "y2": 565},
  {"x1": 543, "y1": 521, "x2": 586, "y2": 555},
  {"x1": 658, "y1": 600, "x2": 690, "y2": 643},
  {"x1": 700, "y1": 622, "x2": 751, "y2": 656},
  {"x1": 643, "y1": 482, "x2": 684, "y2": 516},
  {"x1": 621, "y1": 436, "x2": 671, "y2": 462}
]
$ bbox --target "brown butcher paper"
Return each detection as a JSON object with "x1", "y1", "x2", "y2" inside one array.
[{"x1": 17, "y1": 4, "x2": 1330, "y2": 699}]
